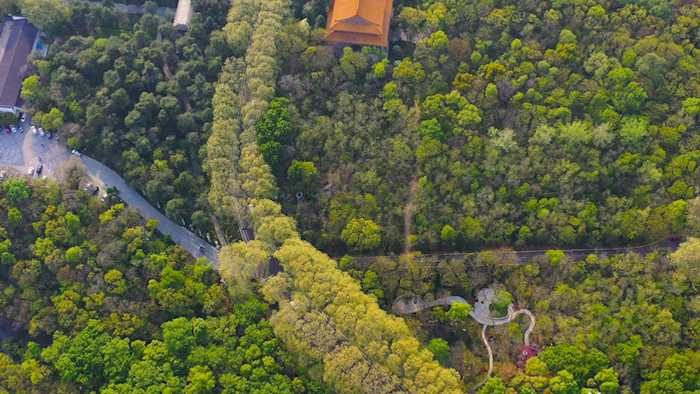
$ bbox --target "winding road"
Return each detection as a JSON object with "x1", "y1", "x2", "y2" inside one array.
[{"x1": 0, "y1": 123, "x2": 219, "y2": 266}]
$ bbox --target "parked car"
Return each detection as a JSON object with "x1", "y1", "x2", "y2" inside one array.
[
  {"x1": 71, "y1": 149, "x2": 82, "y2": 157},
  {"x1": 36, "y1": 164, "x2": 43, "y2": 174},
  {"x1": 20, "y1": 113, "x2": 26, "y2": 122},
  {"x1": 669, "y1": 235, "x2": 682, "y2": 241},
  {"x1": 4, "y1": 125, "x2": 11, "y2": 133},
  {"x1": 83, "y1": 183, "x2": 99, "y2": 194},
  {"x1": 31, "y1": 125, "x2": 37, "y2": 135},
  {"x1": 27, "y1": 167, "x2": 34, "y2": 176},
  {"x1": 0, "y1": 171, "x2": 6, "y2": 180},
  {"x1": 38, "y1": 127, "x2": 45, "y2": 136},
  {"x1": 46, "y1": 131, "x2": 52, "y2": 139},
  {"x1": 10, "y1": 125, "x2": 17, "y2": 133},
  {"x1": 18, "y1": 125, "x2": 23, "y2": 133}
]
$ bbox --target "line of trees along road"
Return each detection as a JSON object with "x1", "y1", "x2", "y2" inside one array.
[{"x1": 206, "y1": 0, "x2": 465, "y2": 392}]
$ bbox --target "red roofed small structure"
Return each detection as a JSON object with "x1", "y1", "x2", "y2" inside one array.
[
  {"x1": 517, "y1": 345, "x2": 545, "y2": 369},
  {"x1": 325, "y1": 0, "x2": 393, "y2": 48}
]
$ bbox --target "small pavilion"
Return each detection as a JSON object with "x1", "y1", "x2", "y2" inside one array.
[{"x1": 325, "y1": 0, "x2": 393, "y2": 48}]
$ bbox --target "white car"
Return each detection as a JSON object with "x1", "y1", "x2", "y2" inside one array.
[
  {"x1": 31, "y1": 125, "x2": 37, "y2": 135},
  {"x1": 27, "y1": 167, "x2": 34, "y2": 176},
  {"x1": 71, "y1": 149, "x2": 82, "y2": 157},
  {"x1": 20, "y1": 113, "x2": 26, "y2": 122},
  {"x1": 38, "y1": 127, "x2": 45, "y2": 136},
  {"x1": 10, "y1": 125, "x2": 17, "y2": 133}
]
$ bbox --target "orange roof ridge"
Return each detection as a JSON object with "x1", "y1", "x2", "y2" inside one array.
[
  {"x1": 356, "y1": 0, "x2": 378, "y2": 25},
  {"x1": 325, "y1": 0, "x2": 393, "y2": 47}
]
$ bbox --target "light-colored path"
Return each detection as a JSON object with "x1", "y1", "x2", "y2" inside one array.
[
  {"x1": 403, "y1": 177, "x2": 417, "y2": 254},
  {"x1": 392, "y1": 287, "x2": 536, "y2": 389},
  {"x1": 470, "y1": 288, "x2": 536, "y2": 388},
  {"x1": 0, "y1": 125, "x2": 219, "y2": 266}
]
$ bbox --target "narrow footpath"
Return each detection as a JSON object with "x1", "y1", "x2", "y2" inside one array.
[{"x1": 403, "y1": 178, "x2": 418, "y2": 254}]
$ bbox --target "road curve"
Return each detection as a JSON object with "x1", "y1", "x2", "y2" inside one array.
[{"x1": 0, "y1": 128, "x2": 219, "y2": 266}]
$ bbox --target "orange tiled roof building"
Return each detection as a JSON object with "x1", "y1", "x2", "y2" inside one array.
[{"x1": 325, "y1": 0, "x2": 393, "y2": 48}]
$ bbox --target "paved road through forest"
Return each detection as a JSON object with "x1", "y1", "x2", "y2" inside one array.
[
  {"x1": 81, "y1": 156, "x2": 220, "y2": 266},
  {"x1": 0, "y1": 126, "x2": 220, "y2": 266},
  {"x1": 348, "y1": 238, "x2": 682, "y2": 268}
]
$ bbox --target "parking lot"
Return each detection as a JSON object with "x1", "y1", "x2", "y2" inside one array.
[{"x1": 0, "y1": 119, "x2": 71, "y2": 180}]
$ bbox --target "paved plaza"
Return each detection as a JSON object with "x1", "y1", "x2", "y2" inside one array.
[{"x1": 0, "y1": 119, "x2": 71, "y2": 180}]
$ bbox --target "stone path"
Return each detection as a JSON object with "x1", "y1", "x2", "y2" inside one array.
[{"x1": 392, "y1": 287, "x2": 536, "y2": 389}]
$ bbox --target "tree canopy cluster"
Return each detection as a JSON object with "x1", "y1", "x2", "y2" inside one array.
[
  {"x1": 13, "y1": 0, "x2": 700, "y2": 392},
  {"x1": 205, "y1": 0, "x2": 282, "y2": 234},
  {"x1": 21, "y1": 1, "x2": 230, "y2": 244},
  {"x1": 258, "y1": 0, "x2": 700, "y2": 256},
  {"x1": 0, "y1": 174, "x2": 320, "y2": 393}
]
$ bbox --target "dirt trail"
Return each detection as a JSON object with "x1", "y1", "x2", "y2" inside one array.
[
  {"x1": 403, "y1": 178, "x2": 418, "y2": 254},
  {"x1": 402, "y1": 97, "x2": 423, "y2": 254}
]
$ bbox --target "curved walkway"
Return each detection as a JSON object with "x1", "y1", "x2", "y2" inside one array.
[
  {"x1": 393, "y1": 288, "x2": 536, "y2": 389},
  {"x1": 0, "y1": 127, "x2": 219, "y2": 266}
]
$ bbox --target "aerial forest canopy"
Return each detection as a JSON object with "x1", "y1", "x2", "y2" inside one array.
[
  {"x1": 265, "y1": 0, "x2": 700, "y2": 256},
  {"x1": 0, "y1": 174, "x2": 321, "y2": 392},
  {"x1": 206, "y1": 0, "x2": 700, "y2": 390},
  {"x1": 6, "y1": 0, "x2": 700, "y2": 392}
]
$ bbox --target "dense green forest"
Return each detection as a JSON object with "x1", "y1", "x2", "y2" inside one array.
[
  {"x1": 263, "y1": 0, "x2": 700, "y2": 256},
  {"x1": 205, "y1": 0, "x2": 700, "y2": 390},
  {"x1": 9, "y1": 0, "x2": 700, "y2": 392},
  {"x1": 20, "y1": 0, "x2": 229, "y2": 243},
  {"x1": 19, "y1": 0, "x2": 700, "y2": 256},
  {"x1": 0, "y1": 174, "x2": 321, "y2": 392}
]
